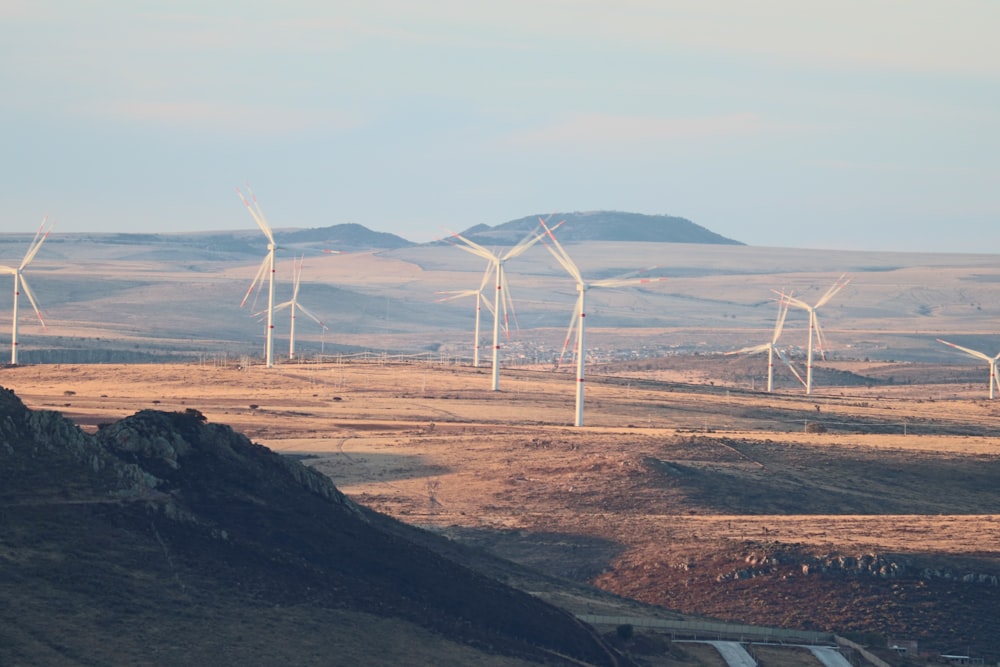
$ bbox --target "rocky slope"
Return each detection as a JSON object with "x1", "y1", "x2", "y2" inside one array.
[{"x1": 0, "y1": 385, "x2": 629, "y2": 666}]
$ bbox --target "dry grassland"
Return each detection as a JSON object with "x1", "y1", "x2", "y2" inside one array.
[{"x1": 4, "y1": 358, "x2": 999, "y2": 654}]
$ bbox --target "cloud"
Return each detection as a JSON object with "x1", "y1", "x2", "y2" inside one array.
[
  {"x1": 498, "y1": 112, "x2": 770, "y2": 150},
  {"x1": 78, "y1": 99, "x2": 362, "y2": 136}
]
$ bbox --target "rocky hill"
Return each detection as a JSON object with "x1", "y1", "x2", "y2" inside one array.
[
  {"x1": 458, "y1": 211, "x2": 742, "y2": 246},
  {"x1": 0, "y1": 385, "x2": 629, "y2": 666}
]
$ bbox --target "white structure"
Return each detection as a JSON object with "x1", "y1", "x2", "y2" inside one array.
[
  {"x1": 727, "y1": 290, "x2": 804, "y2": 392},
  {"x1": 539, "y1": 218, "x2": 666, "y2": 427},
  {"x1": 937, "y1": 338, "x2": 1000, "y2": 399},
  {"x1": 448, "y1": 223, "x2": 555, "y2": 390},
  {"x1": 783, "y1": 274, "x2": 851, "y2": 394},
  {"x1": 272, "y1": 257, "x2": 327, "y2": 360},
  {"x1": 435, "y1": 262, "x2": 493, "y2": 367},
  {"x1": 236, "y1": 186, "x2": 279, "y2": 368},
  {"x1": 1, "y1": 218, "x2": 53, "y2": 365}
]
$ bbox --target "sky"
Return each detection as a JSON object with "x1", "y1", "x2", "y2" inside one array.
[{"x1": 1, "y1": 1, "x2": 998, "y2": 252}]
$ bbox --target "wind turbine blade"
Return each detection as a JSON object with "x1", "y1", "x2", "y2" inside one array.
[
  {"x1": 599, "y1": 264, "x2": 660, "y2": 283},
  {"x1": 502, "y1": 219, "x2": 563, "y2": 261},
  {"x1": 434, "y1": 289, "x2": 480, "y2": 303},
  {"x1": 814, "y1": 274, "x2": 851, "y2": 309},
  {"x1": 538, "y1": 219, "x2": 582, "y2": 283},
  {"x1": 558, "y1": 296, "x2": 583, "y2": 365},
  {"x1": 290, "y1": 256, "x2": 304, "y2": 300},
  {"x1": 499, "y1": 268, "x2": 521, "y2": 335},
  {"x1": 497, "y1": 270, "x2": 513, "y2": 339},
  {"x1": 813, "y1": 314, "x2": 829, "y2": 360},
  {"x1": 244, "y1": 184, "x2": 276, "y2": 244},
  {"x1": 17, "y1": 275, "x2": 47, "y2": 330},
  {"x1": 20, "y1": 217, "x2": 53, "y2": 269},
  {"x1": 236, "y1": 186, "x2": 275, "y2": 244},
  {"x1": 295, "y1": 302, "x2": 326, "y2": 328},
  {"x1": 542, "y1": 240, "x2": 583, "y2": 285},
  {"x1": 592, "y1": 275, "x2": 667, "y2": 289},
  {"x1": 264, "y1": 301, "x2": 293, "y2": 317},
  {"x1": 444, "y1": 228, "x2": 497, "y2": 262},
  {"x1": 477, "y1": 261, "x2": 494, "y2": 292},
  {"x1": 937, "y1": 338, "x2": 993, "y2": 363},
  {"x1": 775, "y1": 347, "x2": 807, "y2": 387},
  {"x1": 240, "y1": 255, "x2": 271, "y2": 308},
  {"x1": 772, "y1": 293, "x2": 792, "y2": 342},
  {"x1": 778, "y1": 290, "x2": 812, "y2": 312},
  {"x1": 479, "y1": 292, "x2": 496, "y2": 316}
]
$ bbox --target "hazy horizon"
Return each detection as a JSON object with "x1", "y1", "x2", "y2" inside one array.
[{"x1": 3, "y1": 2, "x2": 998, "y2": 253}]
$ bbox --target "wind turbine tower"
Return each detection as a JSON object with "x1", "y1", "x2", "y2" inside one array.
[
  {"x1": 936, "y1": 338, "x2": 1000, "y2": 399},
  {"x1": 448, "y1": 223, "x2": 555, "y2": 390},
  {"x1": 1, "y1": 218, "x2": 54, "y2": 365},
  {"x1": 272, "y1": 256, "x2": 328, "y2": 360},
  {"x1": 435, "y1": 262, "x2": 494, "y2": 367},
  {"x1": 539, "y1": 218, "x2": 666, "y2": 427},
  {"x1": 726, "y1": 290, "x2": 804, "y2": 392},
  {"x1": 236, "y1": 186, "x2": 279, "y2": 368},
  {"x1": 782, "y1": 274, "x2": 851, "y2": 394}
]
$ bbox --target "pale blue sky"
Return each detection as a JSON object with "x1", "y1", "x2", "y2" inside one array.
[{"x1": 2, "y1": 1, "x2": 998, "y2": 251}]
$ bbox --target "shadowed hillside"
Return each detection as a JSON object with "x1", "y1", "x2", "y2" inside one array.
[{"x1": 0, "y1": 385, "x2": 629, "y2": 666}]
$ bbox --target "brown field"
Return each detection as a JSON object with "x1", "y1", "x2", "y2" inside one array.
[{"x1": 4, "y1": 356, "x2": 999, "y2": 661}]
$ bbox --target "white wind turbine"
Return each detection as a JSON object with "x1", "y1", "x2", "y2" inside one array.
[
  {"x1": 448, "y1": 222, "x2": 557, "y2": 390},
  {"x1": 781, "y1": 274, "x2": 851, "y2": 394},
  {"x1": 726, "y1": 291, "x2": 805, "y2": 392},
  {"x1": 271, "y1": 256, "x2": 328, "y2": 361},
  {"x1": 435, "y1": 262, "x2": 494, "y2": 367},
  {"x1": 936, "y1": 338, "x2": 1000, "y2": 399},
  {"x1": 539, "y1": 218, "x2": 667, "y2": 427},
  {"x1": 236, "y1": 185, "x2": 279, "y2": 368},
  {"x1": 1, "y1": 218, "x2": 54, "y2": 365}
]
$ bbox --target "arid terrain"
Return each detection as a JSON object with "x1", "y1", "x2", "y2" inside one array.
[{"x1": 4, "y1": 355, "x2": 999, "y2": 663}]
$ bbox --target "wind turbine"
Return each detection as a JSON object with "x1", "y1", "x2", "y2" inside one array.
[
  {"x1": 936, "y1": 338, "x2": 1000, "y2": 399},
  {"x1": 271, "y1": 256, "x2": 328, "y2": 361},
  {"x1": 726, "y1": 291, "x2": 805, "y2": 392},
  {"x1": 435, "y1": 261, "x2": 494, "y2": 367},
  {"x1": 1, "y1": 218, "x2": 54, "y2": 365},
  {"x1": 236, "y1": 185, "x2": 279, "y2": 368},
  {"x1": 539, "y1": 218, "x2": 666, "y2": 427},
  {"x1": 448, "y1": 222, "x2": 557, "y2": 390},
  {"x1": 781, "y1": 274, "x2": 851, "y2": 394}
]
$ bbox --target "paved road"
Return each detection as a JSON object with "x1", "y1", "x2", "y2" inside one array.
[
  {"x1": 809, "y1": 645, "x2": 853, "y2": 667},
  {"x1": 707, "y1": 641, "x2": 757, "y2": 667}
]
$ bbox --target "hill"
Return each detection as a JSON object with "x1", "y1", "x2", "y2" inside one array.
[
  {"x1": 458, "y1": 211, "x2": 743, "y2": 246},
  {"x1": 7, "y1": 361, "x2": 1000, "y2": 663},
  {"x1": 277, "y1": 223, "x2": 414, "y2": 250},
  {"x1": 0, "y1": 385, "x2": 629, "y2": 666},
  {"x1": 4, "y1": 228, "x2": 1000, "y2": 367}
]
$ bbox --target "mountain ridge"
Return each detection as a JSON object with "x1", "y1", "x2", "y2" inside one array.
[{"x1": 0, "y1": 211, "x2": 740, "y2": 252}]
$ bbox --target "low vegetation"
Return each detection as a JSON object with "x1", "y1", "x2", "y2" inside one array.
[{"x1": 3, "y1": 357, "x2": 999, "y2": 664}]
